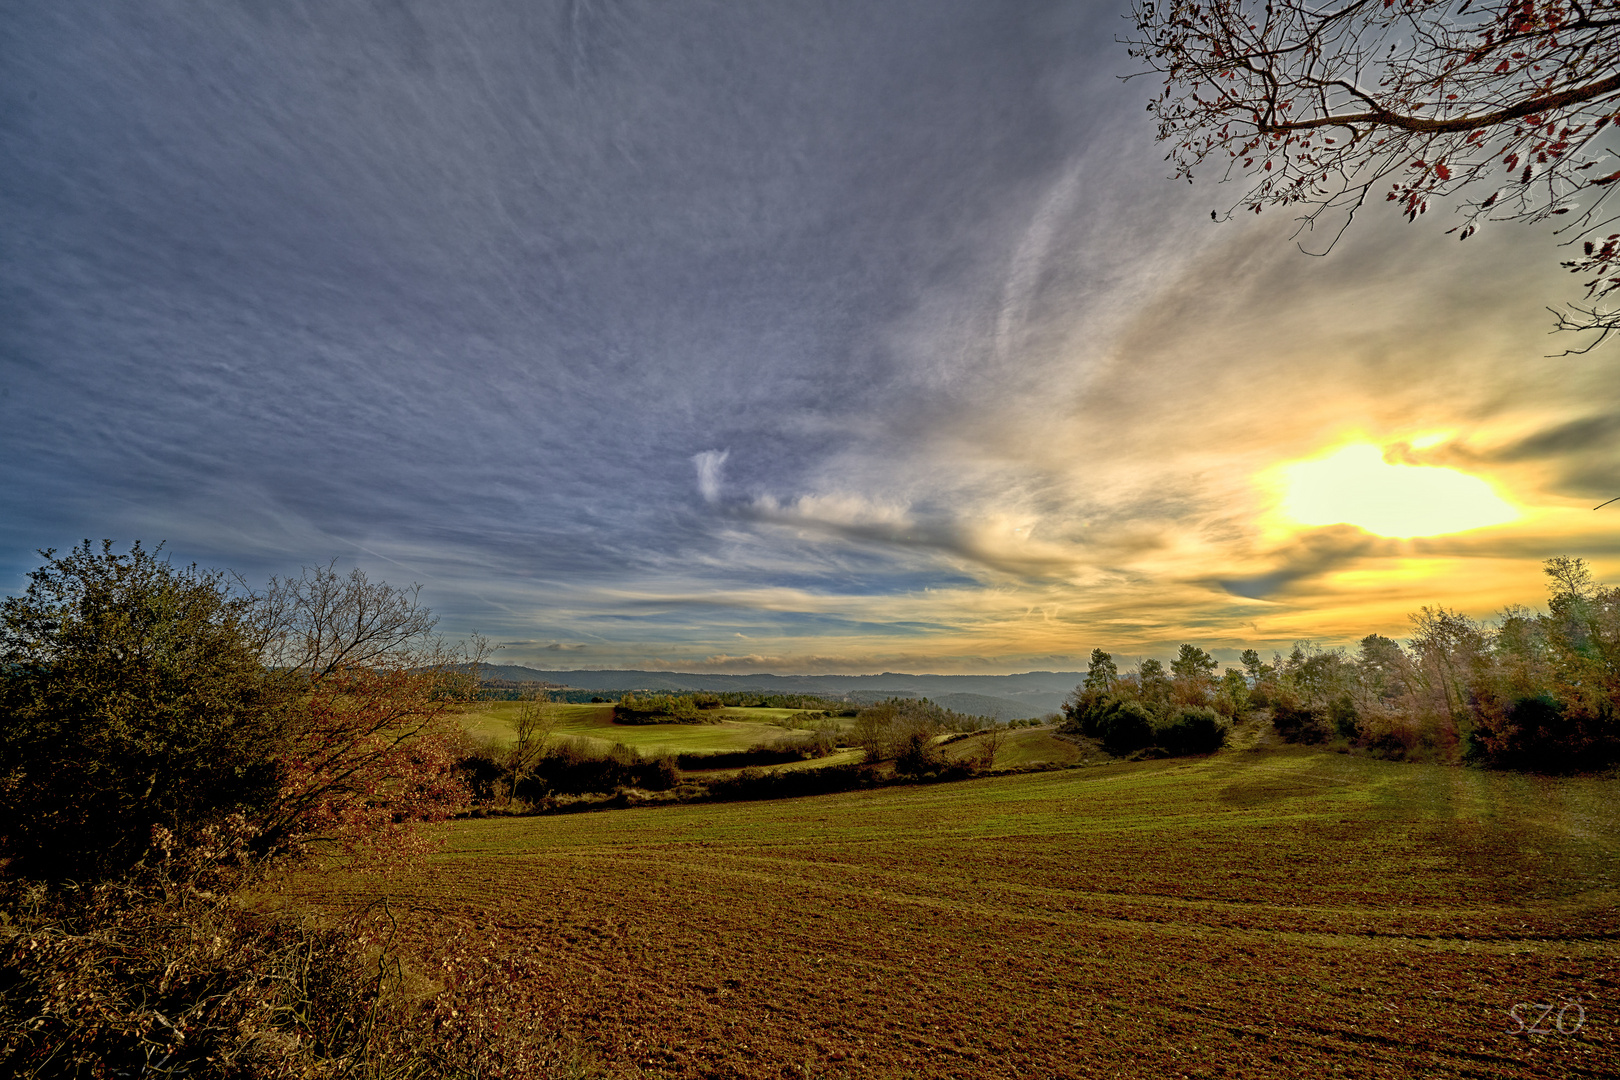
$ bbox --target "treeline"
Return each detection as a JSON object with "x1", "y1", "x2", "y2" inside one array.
[
  {"x1": 709, "y1": 690, "x2": 860, "y2": 713},
  {"x1": 1065, "y1": 557, "x2": 1620, "y2": 772}
]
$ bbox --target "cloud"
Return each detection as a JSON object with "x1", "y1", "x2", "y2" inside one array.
[
  {"x1": 1489, "y1": 415, "x2": 1620, "y2": 462},
  {"x1": 1210, "y1": 527, "x2": 1390, "y2": 600},
  {"x1": 6, "y1": 2, "x2": 1618, "y2": 674},
  {"x1": 692, "y1": 450, "x2": 729, "y2": 505}
]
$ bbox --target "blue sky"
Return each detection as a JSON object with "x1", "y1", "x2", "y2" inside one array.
[{"x1": 4, "y1": 1, "x2": 1617, "y2": 673}]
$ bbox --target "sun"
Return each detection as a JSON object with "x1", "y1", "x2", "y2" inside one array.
[{"x1": 1278, "y1": 443, "x2": 1517, "y2": 538}]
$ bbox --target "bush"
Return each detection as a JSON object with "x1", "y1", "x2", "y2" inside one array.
[
  {"x1": 0, "y1": 543, "x2": 283, "y2": 882},
  {"x1": 1271, "y1": 695, "x2": 1331, "y2": 744},
  {"x1": 1154, "y1": 706, "x2": 1229, "y2": 756},
  {"x1": 455, "y1": 738, "x2": 508, "y2": 802},
  {"x1": 1095, "y1": 699, "x2": 1156, "y2": 755},
  {"x1": 893, "y1": 730, "x2": 944, "y2": 776},
  {"x1": 1469, "y1": 694, "x2": 1619, "y2": 773},
  {"x1": 708, "y1": 763, "x2": 879, "y2": 801},
  {"x1": 513, "y1": 739, "x2": 677, "y2": 796},
  {"x1": 613, "y1": 693, "x2": 717, "y2": 724},
  {"x1": 676, "y1": 731, "x2": 835, "y2": 772},
  {"x1": 1329, "y1": 694, "x2": 1360, "y2": 739}
]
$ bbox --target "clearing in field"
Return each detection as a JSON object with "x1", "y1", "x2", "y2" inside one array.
[{"x1": 292, "y1": 749, "x2": 1618, "y2": 1079}]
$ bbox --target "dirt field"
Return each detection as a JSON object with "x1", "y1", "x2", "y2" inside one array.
[{"x1": 291, "y1": 748, "x2": 1618, "y2": 1079}]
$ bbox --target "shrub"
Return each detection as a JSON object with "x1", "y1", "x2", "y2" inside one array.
[
  {"x1": 1468, "y1": 694, "x2": 1618, "y2": 773},
  {"x1": 1096, "y1": 699, "x2": 1156, "y2": 756},
  {"x1": 1329, "y1": 694, "x2": 1360, "y2": 739},
  {"x1": 708, "y1": 763, "x2": 878, "y2": 801},
  {"x1": 1270, "y1": 694, "x2": 1331, "y2": 744},
  {"x1": 455, "y1": 738, "x2": 508, "y2": 802},
  {"x1": 1154, "y1": 706, "x2": 1229, "y2": 756},
  {"x1": 613, "y1": 693, "x2": 716, "y2": 724},
  {"x1": 0, "y1": 543, "x2": 283, "y2": 881},
  {"x1": 893, "y1": 730, "x2": 945, "y2": 776},
  {"x1": 513, "y1": 739, "x2": 677, "y2": 796},
  {"x1": 0, "y1": 867, "x2": 582, "y2": 1078}
]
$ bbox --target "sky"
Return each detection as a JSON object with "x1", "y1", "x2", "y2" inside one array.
[{"x1": 3, "y1": 0, "x2": 1617, "y2": 674}]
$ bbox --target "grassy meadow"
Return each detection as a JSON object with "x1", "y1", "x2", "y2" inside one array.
[
  {"x1": 291, "y1": 747, "x2": 1618, "y2": 1079},
  {"x1": 458, "y1": 702, "x2": 821, "y2": 756}
]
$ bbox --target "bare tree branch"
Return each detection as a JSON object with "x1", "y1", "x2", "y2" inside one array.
[{"x1": 1124, "y1": 0, "x2": 1620, "y2": 334}]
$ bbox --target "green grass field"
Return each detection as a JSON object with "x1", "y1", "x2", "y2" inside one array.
[
  {"x1": 940, "y1": 725, "x2": 1088, "y2": 769},
  {"x1": 291, "y1": 746, "x2": 1618, "y2": 1078},
  {"x1": 458, "y1": 701, "x2": 823, "y2": 756}
]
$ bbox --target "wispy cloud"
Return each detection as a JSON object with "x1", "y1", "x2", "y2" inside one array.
[{"x1": 692, "y1": 449, "x2": 729, "y2": 505}]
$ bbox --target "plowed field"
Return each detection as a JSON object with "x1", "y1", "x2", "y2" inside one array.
[{"x1": 291, "y1": 749, "x2": 1618, "y2": 1078}]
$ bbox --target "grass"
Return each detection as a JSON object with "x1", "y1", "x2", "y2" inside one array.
[
  {"x1": 458, "y1": 702, "x2": 825, "y2": 756},
  {"x1": 940, "y1": 724, "x2": 1088, "y2": 769},
  {"x1": 291, "y1": 747, "x2": 1619, "y2": 1078}
]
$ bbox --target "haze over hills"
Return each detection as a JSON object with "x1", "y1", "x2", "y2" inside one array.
[{"x1": 478, "y1": 666, "x2": 1082, "y2": 719}]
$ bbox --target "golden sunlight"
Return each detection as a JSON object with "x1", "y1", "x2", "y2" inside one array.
[{"x1": 1278, "y1": 443, "x2": 1517, "y2": 538}]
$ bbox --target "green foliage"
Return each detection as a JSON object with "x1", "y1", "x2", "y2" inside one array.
[
  {"x1": 1154, "y1": 706, "x2": 1229, "y2": 756},
  {"x1": 2, "y1": 544, "x2": 484, "y2": 882},
  {"x1": 709, "y1": 691, "x2": 858, "y2": 713},
  {"x1": 613, "y1": 693, "x2": 716, "y2": 724},
  {"x1": 1214, "y1": 668, "x2": 1249, "y2": 718},
  {"x1": 1062, "y1": 650, "x2": 1119, "y2": 733},
  {"x1": 1095, "y1": 698, "x2": 1157, "y2": 756},
  {"x1": 1082, "y1": 648, "x2": 1118, "y2": 695},
  {"x1": 0, "y1": 542, "x2": 283, "y2": 881},
  {"x1": 707, "y1": 762, "x2": 881, "y2": 801},
  {"x1": 849, "y1": 698, "x2": 991, "y2": 762},
  {"x1": 1136, "y1": 658, "x2": 1172, "y2": 713},
  {"x1": 1170, "y1": 644, "x2": 1218, "y2": 700}
]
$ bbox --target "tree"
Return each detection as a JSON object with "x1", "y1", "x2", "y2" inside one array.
[
  {"x1": 1124, "y1": 0, "x2": 1620, "y2": 345},
  {"x1": 1137, "y1": 657, "x2": 1174, "y2": 713},
  {"x1": 1062, "y1": 648, "x2": 1120, "y2": 733},
  {"x1": 250, "y1": 562, "x2": 484, "y2": 860},
  {"x1": 0, "y1": 546, "x2": 484, "y2": 881},
  {"x1": 1215, "y1": 666, "x2": 1251, "y2": 716},
  {"x1": 1083, "y1": 647, "x2": 1119, "y2": 694},
  {"x1": 499, "y1": 686, "x2": 559, "y2": 802},
  {"x1": 1170, "y1": 643, "x2": 1219, "y2": 702},
  {"x1": 0, "y1": 542, "x2": 282, "y2": 880}
]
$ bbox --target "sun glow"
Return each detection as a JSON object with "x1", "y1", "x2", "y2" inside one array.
[{"x1": 1278, "y1": 443, "x2": 1517, "y2": 538}]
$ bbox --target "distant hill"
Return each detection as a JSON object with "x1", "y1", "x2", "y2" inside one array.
[{"x1": 475, "y1": 665, "x2": 1080, "y2": 719}]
